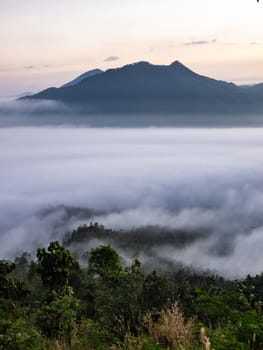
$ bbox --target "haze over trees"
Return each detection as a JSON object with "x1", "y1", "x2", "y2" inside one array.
[{"x1": 2, "y1": 229, "x2": 263, "y2": 350}]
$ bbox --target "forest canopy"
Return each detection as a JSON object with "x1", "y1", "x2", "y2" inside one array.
[{"x1": 1, "y1": 229, "x2": 263, "y2": 350}]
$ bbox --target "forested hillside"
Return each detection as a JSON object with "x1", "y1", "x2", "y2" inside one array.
[{"x1": 1, "y1": 225, "x2": 263, "y2": 349}]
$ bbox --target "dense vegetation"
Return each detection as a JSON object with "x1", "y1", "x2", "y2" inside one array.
[
  {"x1": 1, "y1": 224, "x2": 263, "y2": 349},
  {"x1": 63, "y1": 222, "x2": 210, "y2": 272}
]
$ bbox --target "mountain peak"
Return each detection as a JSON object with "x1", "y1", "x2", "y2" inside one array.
[
  {"x1": 170, "y1": 60, "x2": 184, "y2": 66},
  {"x1": 121, "y1": 61, "x2": 152, "y2": 70},
  {"x1": 169, "y1": 60, "x2": 195, "y2": 74}
]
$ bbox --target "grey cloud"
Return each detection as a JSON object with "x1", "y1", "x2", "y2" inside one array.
[
  {"x1": 104, "y1": 55, "x2": 119, "y2": 62},
  {"x1": 24, "y1": 65, "x2": 36, "y2": 69}
]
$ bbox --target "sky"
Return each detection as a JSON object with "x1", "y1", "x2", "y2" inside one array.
[{"x1": 0, "y1": 0, "x2": 263, "y2": 96}]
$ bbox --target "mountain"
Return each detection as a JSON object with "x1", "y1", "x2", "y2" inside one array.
[
  {"x1": 15, "y1": 91, "x2": 34, "y2": 98},
  {"x1": 246, "y1": 82, "x2": 263, "y2": 94},
  {"x1": 27, "y1": 61, "x2": 263, "y2": 114},
  {"x1": 61, "y1": 69, "x2": 103, "y2": 88}
]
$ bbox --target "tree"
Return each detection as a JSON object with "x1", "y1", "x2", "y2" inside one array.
[
  {"x1": 0, "y1": 261, "x2": 28, "y2": 303},
  {"x1": 0, "y1": 261, "x2": 15, "y2": 299},
  {"x1": 36, "y1": 241, "x2": 79, "y2": 292},
  {"x1": 36, "y1": 289, "x2": 79, "y2": 346},
  {"x1": 88, "y1": 245, "x2": 122, "y2": 278},
  {"x1": 142, "y1": 270, "x2": 174, "y2": 312}
]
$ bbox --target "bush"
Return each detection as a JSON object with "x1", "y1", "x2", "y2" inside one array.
[{"x1": 0, "y1": 318, "x2": 45, "y2": 350}]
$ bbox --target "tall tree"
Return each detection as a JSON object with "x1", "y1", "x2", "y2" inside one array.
[{"x1": 37, "y1": 241, "x2": 79, "y2": 292}]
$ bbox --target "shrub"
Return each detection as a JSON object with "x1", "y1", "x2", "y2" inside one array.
[{"x1": 144, "y1": 302, "x2": 194, "y2": 350}]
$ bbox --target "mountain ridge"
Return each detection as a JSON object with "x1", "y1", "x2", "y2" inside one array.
[
  {"x1": 61, "y1": 69, "x2": 103, "y2": 88},
  {"x1": 26, "y1": 60, "x2": 263, "y2": 114}
]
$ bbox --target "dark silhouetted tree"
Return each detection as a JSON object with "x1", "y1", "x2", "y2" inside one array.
[{"x1": 36, "y1": 241, "x2": 79, "y2": 292}]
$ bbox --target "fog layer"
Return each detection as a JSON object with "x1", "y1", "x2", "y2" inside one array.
[
  {"x1": 1, "y1": 127, "x2": 263, "y2": 278},
  {"x1": 2, "y1": 98, "x2": 263, "y2": 127}
]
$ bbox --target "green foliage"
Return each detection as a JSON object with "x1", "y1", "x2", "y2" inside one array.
[
  {"x1": 209, "y1": 325, "x2": 246, "y2": 350},
  {"x1": 37, "y1": 241, "x2": 79, "y2": 291},
  {"x1": 89, "y1": 257, "x2": 144, "y2": 337},
  {"x1": 230, "y1": 309, "x2": 263, "y2": 349},
  {"x1": 0, "y1": 318, "x2": 45, "y2": 350},
  {"x1": 88, "y1": 245, "x2": 122, "y2": 278},
  {"x1": 0, "y1": 261, "x2": 28, "y2": 303},
  {"x1": 72, "y1": 319, "x2": 118, "y2": 350},
  {"x1": 142, "y1": 270, "x2": 174, "y2": 312},
  {"x1": 36, "y1": 288, "x2": 79, "y2": 346},
  {"x1": 2, "y1": 238, "x2": 263, "y2": 349},
  {"x1": 0, "y1": 261, "x2": 15, "y2": 299},
  {"x1": 0, "y1": 261, "x2": 15, "y2": 275},
  {"x1": 125, "y1": 335, "x2": 165, "y2": 350}
]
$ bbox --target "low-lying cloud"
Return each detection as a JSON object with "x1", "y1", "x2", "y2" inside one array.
[
  {"x1": 183, "y1": 39, "x2": 216, "y2": 46},
  {"x1": 1, "y1": 127, "x2": 263, "y2": 278},
  {"x1": 0, "y1": 98, "x2": 68, "y2": 115},
  {"x1": 2, "y1": 98, "x2": 263, "y2": 128}
]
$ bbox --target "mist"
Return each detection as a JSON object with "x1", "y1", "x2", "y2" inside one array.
[
  {"x1": 1, "y1": 126, "x2": 263, "y2": 278},
  {"x1": 2, "y1": 98, "x2": 263, "y2": 128}
]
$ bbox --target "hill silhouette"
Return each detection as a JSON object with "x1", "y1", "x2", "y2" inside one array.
[{"x1": 27, "y1": 60, "x2": 263, "y2": 114}]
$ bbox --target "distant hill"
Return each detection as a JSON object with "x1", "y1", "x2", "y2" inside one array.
[
  {"x1": 61, "y1": 69, "x2": 103, "y2": 88},
  {"x1": 27, "y1": 61, "x2": 263, "y2": 114},
  {"x1": 16, "y1": 92, "x2": 34, "y2": 98},
  {"x1": 246, "y1": 82, "x2": 263, "y2": 94}
]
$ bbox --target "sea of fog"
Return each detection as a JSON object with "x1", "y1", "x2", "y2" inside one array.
[
  {"x1": 1, "y1": 125, "x2": 263, "y2": 278},
  {"x1": 2, "y1": 98, "x2": 263, "y2": 127}
]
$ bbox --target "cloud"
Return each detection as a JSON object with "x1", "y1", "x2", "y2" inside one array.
[
  {"x1": 104, "y1": 55, "x2": 119, "y2": 62},
  {"x1": 0, "y1": 98, "x2": 70, "y2": 119},
  {"x1": 24, "y1": 65, "x2": 36, "y2": 69},
  {"x1": 183, "y1": 39, "x2": 216, "y2": 46},
  {"x1": 250, "y1": 41, "x2": 262, "y2": 45},
  {"x1": 1, "y1": 126, "x2": 263, "y2": 278}
]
